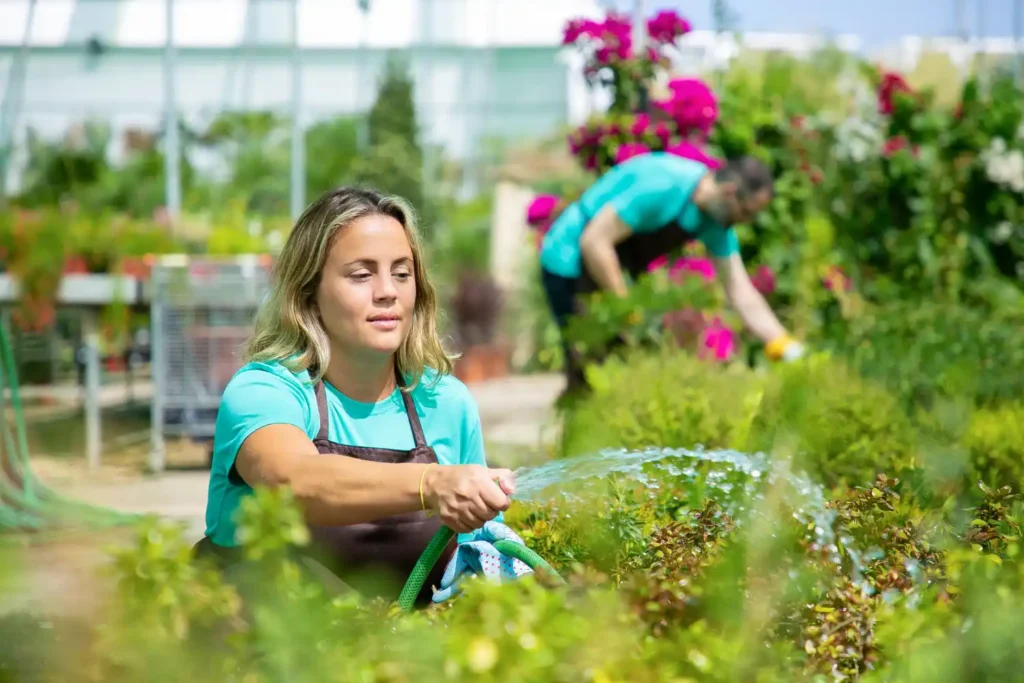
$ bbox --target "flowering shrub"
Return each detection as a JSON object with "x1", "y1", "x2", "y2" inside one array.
[{"x1": 558, "y1": 9, "x2": 721, "y2": 175}]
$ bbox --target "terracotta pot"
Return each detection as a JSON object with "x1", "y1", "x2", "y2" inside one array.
[
  {"x1": 119, "y1": 257, "x2": 150, "y2": 279},
  {"x1": 454, "y1": 344, "x2": 511, "y2": 384},
  {"x1": 63, "y1": 255, "x2": 90, "y2": 275}
]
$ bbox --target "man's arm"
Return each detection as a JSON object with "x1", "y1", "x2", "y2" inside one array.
[
  {"x1": 578, "y1": 204, "x2": 634, "y2": 297},
  {"x1": 713, "y1": 252, "x2": 790, "y2": 344}
]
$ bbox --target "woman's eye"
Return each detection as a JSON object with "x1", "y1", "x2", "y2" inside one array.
[
  {"x1": 349, "y1": 272, "x2": 372, "y2": 281},
  {"x1": 393, "y1": 271, "x2": 412, "y2": 281}
]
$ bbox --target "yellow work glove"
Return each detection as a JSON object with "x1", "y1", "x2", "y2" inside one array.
[{"x1": 765, "y1": 334, "x2": 806, "y2": 362}]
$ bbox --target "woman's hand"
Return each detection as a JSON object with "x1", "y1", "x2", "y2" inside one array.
[{"x1": 423, "y1": 464, "x2": 515, "y2": 534}]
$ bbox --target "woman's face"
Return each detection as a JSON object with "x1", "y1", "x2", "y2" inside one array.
[{"x1": 315, "y1": 213, "x2": 416, "y2": 359}]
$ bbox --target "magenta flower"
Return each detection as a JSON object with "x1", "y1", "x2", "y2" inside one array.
[
  {"x1": 653, "y1": 121, "x2": 672, "y2": 146},
  {"x1": 750, "y1": 265, "x2": 776, "y2": 295},
  {"x1": 526, "y1": 195, "x2": 560, "y2": 226},
  {"x1": 665, "y1": 140, "x2": 724, "y2": 170},
  {"x1": 654, "y1": 78, "x2": 719, "y2": 138},
  {"x1": 562, "y1": 18, "x2": 602, "y2": 45},
  {"x1": 646, "y1": 254, "x2": 670, "y2": 272},
  {"x1": 646, "y1": 9, "x2": 692, "y2": 44},
  {"x1": 630, "y1": 113, "x2": 651, "y2": 137},
  {"x1": 669, "y1": 256, "x2": 716, "y2": 283},
  {"x1": 615, "y1": 142, "x2": 651, "y2": 164},
  {"x1": 699, "y1": 317, "x2": 737, "y2": 362}
]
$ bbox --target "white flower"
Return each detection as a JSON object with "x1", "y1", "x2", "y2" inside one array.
[
  {"x1": 981, "y1": 139, "x2": 1024, "y2": 193},
  {"x1": 834, "y1": 116, "x2": 885, "y2": 163},
  {"x1": 990, "y1": 221, "x2": 1014, "y2": 244}
]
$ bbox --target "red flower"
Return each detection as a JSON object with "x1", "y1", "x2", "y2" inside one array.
[
  {"x1": 877, "y1": 72, "x2": 912, "y2": 115},
  {"x1": 882, "y1": 135, "x2": 919, "y2": 158},
  {"x1": 751, "y1": 265, "x2": 776, "y2": 295}
]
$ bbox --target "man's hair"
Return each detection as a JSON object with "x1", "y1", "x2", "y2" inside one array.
[{"x1": 714, "y1": 155, "x2": 774, "y2": 198}]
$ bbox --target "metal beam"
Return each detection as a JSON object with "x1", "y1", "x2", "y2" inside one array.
[
  {"x1": 289, "y1": 0, "x2": 305, "y2": 220},
  {"x1": 0, "y1": 0, "x2": 38, "y2": 201},
  {"x1": 163, "y1": 0, "x2": 182, "y2": 219}
]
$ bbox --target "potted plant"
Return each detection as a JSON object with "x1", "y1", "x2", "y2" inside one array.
[{"x1": 450, "y1": 270, "x2": 508, "y2": 384}]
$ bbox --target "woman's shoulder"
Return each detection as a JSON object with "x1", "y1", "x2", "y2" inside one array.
[
  {"x1": 410, "y1": 368, "x2": 478, "y2": 414},
  {"x1": 223, "y1": 359, "x2": 316, "y2": 399}
]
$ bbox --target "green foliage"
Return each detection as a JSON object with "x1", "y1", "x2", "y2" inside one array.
[
  {"x1": 559, "y1": 347, "x2": 759, "y2": 458},
  {"x1": 745, "y1": 356, "x2": 919, "y2": 488},
  {"x1": 962, "y1": 402, "x2": 1024, "y2": 489}
]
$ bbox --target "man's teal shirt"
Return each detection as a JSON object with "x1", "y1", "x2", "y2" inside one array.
[{"x1": 538, "y1": 153, "x2": 739, "y2": 279}]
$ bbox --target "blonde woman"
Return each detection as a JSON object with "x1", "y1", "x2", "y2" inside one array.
[{"x1": 196, "y1": 186, "x2": 515, "y2": 607}]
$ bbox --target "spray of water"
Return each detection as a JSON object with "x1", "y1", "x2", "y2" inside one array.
[{"x1": 509, "y1": 446, "x2": 847, "y2": 573}]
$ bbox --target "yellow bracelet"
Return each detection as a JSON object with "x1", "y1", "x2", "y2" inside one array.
[
  {"x1": 765, "y1": 334, "x2": 794, "y2": 361},
  {"x1": 419, "y1": 463, "x2": 436, "y2": 512}
]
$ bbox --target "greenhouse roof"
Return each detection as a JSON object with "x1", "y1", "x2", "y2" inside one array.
[{"x1": 0, "y1": 0, "x2": 608, "y2": 49}]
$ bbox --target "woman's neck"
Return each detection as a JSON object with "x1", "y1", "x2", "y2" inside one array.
[{"x1": 322, "y1": 351, "x2": 397, "y2": 404}]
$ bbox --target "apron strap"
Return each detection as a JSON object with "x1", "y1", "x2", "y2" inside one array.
[
  {"x1": 314, "y1": 378, "x2": 330, "y2": 442},
  {"x1": 312, "y1": 362, "x2": 428, "y2": 451}
]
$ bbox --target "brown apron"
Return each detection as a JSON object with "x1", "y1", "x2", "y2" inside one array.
[
  {"x1": 193, "y1": 369, "x2": 456, "y2": 608},
  {"x1": 303, "y1": 372, "x2": 456, "y2": 605}
]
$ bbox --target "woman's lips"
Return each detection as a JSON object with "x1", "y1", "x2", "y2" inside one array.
[{"x1": 368, "y1": 315, "x2": 400, "y2": 331}]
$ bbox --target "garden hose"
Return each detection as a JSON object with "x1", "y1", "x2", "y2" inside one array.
[
  {"x1": 396, "y1": 525, "x2": 565, "y2": 612},
  {"x1": 0, "y1": 321, "x2": 142, "y2": 533}
]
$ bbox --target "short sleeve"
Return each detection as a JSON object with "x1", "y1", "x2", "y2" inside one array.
[
  {"x1": 211, "y1": 366, "x2": 314, "y2": 477},
  {"x1": 697, "y1": 224, "x2": 740, "y2": 258},
  {"x1": 610, "y1": 178, "x2": 687, "y2": 234}
]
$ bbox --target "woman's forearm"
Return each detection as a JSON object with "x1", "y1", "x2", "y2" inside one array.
[{"x1": 287, "y1": 455, "x2": 430, "y2": 526}]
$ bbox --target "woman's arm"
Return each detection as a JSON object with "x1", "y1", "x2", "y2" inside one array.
[{"x1": 234, "y1": 425, "x2": 513, "y2": 534}]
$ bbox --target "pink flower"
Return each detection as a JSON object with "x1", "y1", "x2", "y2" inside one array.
[
  {"x1": 653, "y1": 78, "x2": 718, "y2": 138},
  {"x1": 526, "y1": 195, "x2": 560, "y2": 226},
  {"x1": 665, "y1": 140, "x2": 724, "y2": 170},
  {"x1": 750, "y1": 265, "x2": 776, "y2": 295},
  {"x1": 562, "y1": 18, "x2": 602, "y2": 45},
  {"x1": 646, "y1": 9, "x2": 692, "y2": 44},
  {"x1": 615, "y1": 142, "x2": 650, "y2": 164},
  {"x1": 646, "y1": 254, "x2": 670, "y2": 272},
  {"x1": 669, "y1": 256, "x2": 716, "y2": 283},
  {"x1": 648, "y1": 255, "x2": 717, "y2": 283},
  {"x1": 699, "y1": 317, "x2": 737, "y2": 362},
  {"x1": 630, "y1": 113, "x2": 651, "y2": 137},
  {"x1": 595, "y1": 46, "x2": 615, "y2": 65},
  {"x1": 653, "y1": 121, "x2": 672, "y2": 146}
]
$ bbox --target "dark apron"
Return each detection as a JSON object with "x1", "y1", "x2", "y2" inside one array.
[
  {"x1": 193, "y1": 369, "x2": 456, "y2": 608},
  {"x1": 541, "y1": 202, "x2": 692, "y2": 392}
]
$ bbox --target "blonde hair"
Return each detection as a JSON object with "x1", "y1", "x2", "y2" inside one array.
[{"x1": 244, "y1": 185, "x2": 455, "y2": 390}]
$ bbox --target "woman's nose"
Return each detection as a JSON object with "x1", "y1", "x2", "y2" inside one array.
[{"x1": 374, "y1": 273, "x2": 399, "y2": 299}]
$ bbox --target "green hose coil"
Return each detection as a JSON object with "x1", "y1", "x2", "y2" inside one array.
[
  {"x1": 396, "y1": 526, "x2": 456, "y2": 611},
  {"x1": 397, "y1": 526, "x2": 564, "y2": 612}
]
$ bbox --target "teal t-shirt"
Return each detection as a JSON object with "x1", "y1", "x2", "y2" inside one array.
[
  {"x1": 204, "y1": 360, "x2": 494, "y2": 547},
  {"x1": 538, "y1": 152, "x2": 739, "y2": 279}
]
